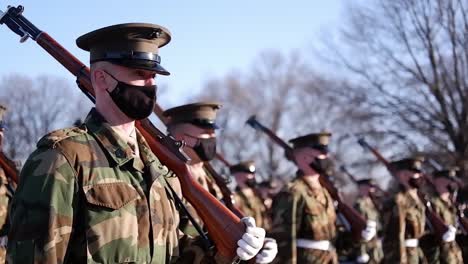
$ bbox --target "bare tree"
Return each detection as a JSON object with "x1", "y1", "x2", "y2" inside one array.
[
  {"x1": 323, "y1": 0, "x2": 468, "y2": 179},
  {"x1": 193, "y1": 50, "x2": 379, "y2": 190},
  {"x1": 0, "y1": 74, "x2": 92, "y2": 161}
]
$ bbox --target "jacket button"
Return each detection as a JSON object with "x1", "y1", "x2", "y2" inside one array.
[{"x1": 115, "y1": 149, "x2": 125, "y2": 158}]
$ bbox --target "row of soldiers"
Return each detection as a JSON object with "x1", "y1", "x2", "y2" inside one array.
[
  {"x1": 1, "y1": 97, "x2": 467, "y2": 264},
  {"x1": 0, "y1": 21, "x2": 467, "y2": 264}
]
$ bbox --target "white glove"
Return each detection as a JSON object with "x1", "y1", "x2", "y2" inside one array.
[
  {"x1": 356, "y1": 253, "x2": 370, "y2": 263},
  {"x1": 442, "y1": 225, "x2": 457, "y2": 242},
  {"x1": 0, "y1": 236, "x2": 7, "y2": 247},
  {"x1": 256, "y1": 238, "x2": 278, "y2": 264},
  {"x1": 361, "y1": 220, "x2": 377, "y2": 242},
  {"x1": 236, "y1": 217, "x2": 266, "y2": 261}
]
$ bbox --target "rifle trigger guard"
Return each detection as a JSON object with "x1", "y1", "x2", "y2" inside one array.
[{"x1": 20, "y1": 34, "x2": 29, "y2": 43}]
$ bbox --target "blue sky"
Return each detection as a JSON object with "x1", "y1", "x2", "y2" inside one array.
[{"x1": 1, "y1": 0, "x2": 343, "y2": 107}]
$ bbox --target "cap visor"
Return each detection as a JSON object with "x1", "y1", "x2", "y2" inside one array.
[{"x1": 113, "y1": 59, "x2": 170, "y2": 75}]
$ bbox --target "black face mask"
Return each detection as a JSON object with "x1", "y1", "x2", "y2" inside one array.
[
  {"x1": 408, "y1": 177, "x2": 425, "y2": 189},
  {"x1": 105, "y1": 71, "x2": 157, "y2": 120},
  {"x1": 309, "y1": 158, "x2": 334, "y2": 175},
  {"x1": 447, "y1": 182, "x2": 458, "y2": 194},
  {"x1": 245, "y1": 178, "x2": 257, "y2": 188},
  {"x1": 193, "y1": 138, "x2": 216, "y2": 161}
]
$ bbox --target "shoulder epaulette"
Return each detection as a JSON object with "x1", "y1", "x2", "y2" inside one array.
[{"x1": 37, "y1": 126, "x2": 87, "y2": 149}]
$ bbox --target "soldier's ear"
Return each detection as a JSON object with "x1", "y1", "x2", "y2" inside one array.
[
  {"x1": 92, "y1": 69, "x2": 107, "y2": 91},
  {"x1": 95, "y1": 70, "x2": 119, "y2": 94}
]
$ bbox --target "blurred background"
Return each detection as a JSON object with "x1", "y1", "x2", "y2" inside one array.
[{"x1": 1, "y1": 0, "x2": 466, "y2": 195}]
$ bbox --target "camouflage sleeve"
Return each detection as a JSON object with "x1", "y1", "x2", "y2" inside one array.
[
  {"x1": 7, "y1": 147, "x2": 78, "y2": 264},
  {"x1": 166, "y1": 175, "x2": 232, "y2": 264},
  {"x1": 353, "y1": 199, "x2": 366, "y2": 218},
  {"x1": 383, "y1": 196, "x2": 407, "y2": 263},
  {"x1": 354, "y1": 200, "x2": 368, "y2": 257},
  {"x1": 269, "y1": 190, "x2": 304, "y2": 264},
  {"x1": 233, "y1": 193, "x2": 247, "y2": 216},
  {"x1": 430, "y1": 197, "x2": 443, "y2": 220},
  {"x1": 0, "y1": 167, "x2": 11, "y2": 237}
]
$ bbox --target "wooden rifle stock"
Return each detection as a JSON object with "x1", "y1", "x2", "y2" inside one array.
[
  {"x1": 0, "y1": 5, "x2": 244, "y2": 259},
  {"x1": 246, "y1": 115, "x2": 367, "y2": 240},
  {"x1": 246, "y1": 115, "x2": 292, "y2": 151},
  {"x1": 0, "y1": 151, "x2": 18, "y2": 184},
  {"x1": 424, "y1": 159, "x2": 468, "y2": 234},
  {"x1": 357, "y1": 137, "x2": 450, "y2": 240}
]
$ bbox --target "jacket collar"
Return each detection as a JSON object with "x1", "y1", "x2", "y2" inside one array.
[{"x1": 84, "y1": 108, "x2": 157, "y2": 171}]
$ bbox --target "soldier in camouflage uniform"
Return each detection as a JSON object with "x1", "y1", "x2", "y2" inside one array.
[
  {"x1": 164, "y1": 103, "x2": 278, "y2": 264},
  {"x1": 456, "y1": 187, "x2": 468, "y2": 262},
  {"x1": 164, "y1": 102, "x2": 235, "y2": 238},
  {"x1": 0, "y1": 105, "x2": 12, "y2": 264},
  {"x1": 230, "y1": 160, "x2": 272, "y2": 231},
  {"x1": 257, "y1": 179, "x2": 283, "y2": 212},
  {"x1": 423, "y1": 168, "x2": 463, "y2": 264},
  {"x1": 383, "y1": 158, "x2": 428, "y2": 263},
  {"x1": 163, "y1": 102, "x2": 224, "y2": 204},
  {"x1": 353, "y1": 179, "x2": 384, "y2": 263},
  {"x1": 270, "y1": 132, "x2": 339, "y2": 264},
  {"x1": 6, "y1": 23, "x2": 268, "y2": 263}
]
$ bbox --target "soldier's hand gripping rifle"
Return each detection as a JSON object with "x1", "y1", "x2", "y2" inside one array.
[
  {"x1": 357, "y1": 137, "x2": 450, "y2": 240},
  {"x1": 426, "y1": 159, "x2": 468, "y2": 234},
  {"x1": 0, "y1": 5, "x2": 245, "y2": 260},
  {"x1": 246, "y1": 115, "x2": 368, "y2": 240}
]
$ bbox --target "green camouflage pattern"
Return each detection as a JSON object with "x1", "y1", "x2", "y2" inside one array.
[
  {"x1": 383, "y1": 191, "x2": 427, "y2": 264},
  {"x1": 0, "y1": 166, "x2": 10, "y2": 263},
  {"x1": 176, "y1": 165, "x2": 225, "y2": 264},
  {"x1": 234, "y1": 188, "x2": 271, "y2": 231},
  {"x1": 269, "y1": 177, "x2": 337, "y2": 264},
  {"x1": 422, "y1": 196, "x2": 463, "y2": 264},
  {"x1": 354, "y1": 195, "x2": 384, "y2": 263},
  {"x1": 6, "y1": 108, "x2": 214, "y2": 264},
  {"x1": 456, "y1": 234, "x2": 468, "y2": 264},
  {"x1": 178, "y1": 165, "x2": 223, "y2": 236}
]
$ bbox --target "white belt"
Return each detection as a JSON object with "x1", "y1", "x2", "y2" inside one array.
[
  {"x1": 296, "y1": 239, "x2": 331, "y2": 251},
  {"x1": 404, "y1": 239, "x2": 419, "y2": 247}
]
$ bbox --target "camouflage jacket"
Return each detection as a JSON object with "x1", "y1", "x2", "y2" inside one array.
[
  {"x1": 0, "y1": 166, "x2": 10, "y2": 237},
  {"x1": 424, "y1": 196, "x2": 463, "y2": 264},
  {"x1": 431, "y1": 196, "x2": 457, "y2": 226},
  {"x1": 179, "y1": 165, "x2": 223, "y2": 237},
  {"x1": 270, "y1": 176, "x2": 337, "y2": 264},
  {"x1": 6, "y1": 108, "x2": 222, "y2": 264},
  {"x1": 233, "y1": 187, "x2": 271, "y2": 231},
  {"x1": 383, "y1": 190, "x2": 426, "y2": 264},
  {"x1": 354, "y1": 195, "x2": 383, "y2": 263}
]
